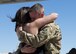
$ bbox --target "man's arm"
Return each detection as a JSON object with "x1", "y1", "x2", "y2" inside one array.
[{"x1": 16, "y1": 24, "x2": 55, "y2": 48}]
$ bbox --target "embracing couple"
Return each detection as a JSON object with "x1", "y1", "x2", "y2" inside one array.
[{"x1": 11, "y1": 3, "x2": 62, "y2": 54}]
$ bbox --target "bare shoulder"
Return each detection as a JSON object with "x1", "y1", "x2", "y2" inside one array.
[{"x1": 24, "y1": 23, "x2": 35, "y2": 29}]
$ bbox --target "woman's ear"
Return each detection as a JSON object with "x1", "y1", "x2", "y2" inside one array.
[{"x1": 29, "y1": 12, "x2": 32, "y2": 18}]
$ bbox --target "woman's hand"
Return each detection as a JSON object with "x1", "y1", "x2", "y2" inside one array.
[
  {"x1": 50, "y1": 13, "x2": 58, "y2": 20},
  {"x1": 21, "y1": 45, "x2": 36, "y2": 53}
]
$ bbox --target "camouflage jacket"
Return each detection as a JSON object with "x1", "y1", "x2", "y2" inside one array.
[{"x1": 16, "y1": 22, "x2": 62, "y2": 54}]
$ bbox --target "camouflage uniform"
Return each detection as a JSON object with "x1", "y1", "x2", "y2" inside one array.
[{"x1": 16, "y1": 22, "x2": 62, "y2": 54}]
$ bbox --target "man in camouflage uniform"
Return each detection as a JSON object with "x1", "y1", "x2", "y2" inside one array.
[
  {"x1": 17, "y1": 21, "x2": 62, "y2": 54},
  {"x1": 12, "y1": 3, "x2": 62, "y2": 54}
]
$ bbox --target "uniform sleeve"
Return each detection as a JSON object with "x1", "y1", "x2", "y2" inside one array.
[{"x1": 16, "y1": 25, "x2": 55, "y2": 48}]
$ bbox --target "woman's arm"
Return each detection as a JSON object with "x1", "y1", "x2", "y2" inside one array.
[{"x1": 31, "y1": 13, "x2": 58, "y2": 29}]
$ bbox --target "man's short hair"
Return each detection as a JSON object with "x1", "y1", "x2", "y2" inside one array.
[{"x1": 30, "y1": 3, "x2": 43, "y2": 13}]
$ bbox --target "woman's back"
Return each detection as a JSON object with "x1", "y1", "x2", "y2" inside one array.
[
  {"x1": 23, "y1": 13, "x2": 58, "y2": 35},
  {"x1": 23, "y1": 23, "x2": 38, "y2": 35}
]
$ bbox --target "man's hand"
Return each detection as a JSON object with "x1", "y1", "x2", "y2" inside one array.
[
  {"x1": 18, "y1": 26, "x2": 23, "y2": 31},
  {"x1": 16, "y1": 26, "x2": 26, "y2": 41}
]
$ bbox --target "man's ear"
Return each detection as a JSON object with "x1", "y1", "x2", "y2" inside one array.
[
  {"x1": 41, "y1": 13, "x2": 44, "y2": 17},
  {"x1": 30, "y1": 11, "x2": 37, "y2": 19}
]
